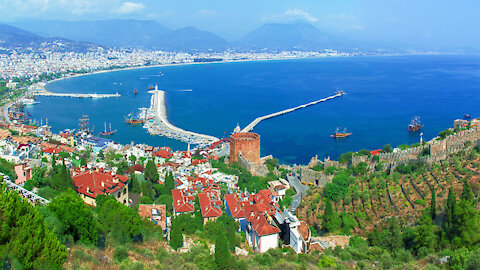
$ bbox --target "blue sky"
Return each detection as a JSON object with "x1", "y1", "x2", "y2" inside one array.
[{"x1": 1, "y1": 0, "x2": 479, "y2": 48}]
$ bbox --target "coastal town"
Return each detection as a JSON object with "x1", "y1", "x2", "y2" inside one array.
[
  {"x1": 1, "y1": 42, "x2": 480, "y2": 268},
  {"x1": 0, "y1": 100, "x2": 321, "y2": 254},
  {"x1": 0, "y1": 48, "x2": 351, "y2": 80}
]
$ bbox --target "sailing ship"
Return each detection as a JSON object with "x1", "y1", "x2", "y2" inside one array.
[
  {"x1": 331, "y1": 127, "x2": 352, "y2": 138},
  {"x1": 125, "y1": 112, "x2": 144, "y2": 124},
  {"x1": 77, "y1": 114, "x2": 92, "y2": 135},
  {"x1": 100, "y1": 122, "x2": 117, "y2": 136},
  {"x1": 134, "y1": 88, "x2": 138, "y2": 95},
  {"x1": 408, "y1": 116, "x2": 423, "y2": 132}
]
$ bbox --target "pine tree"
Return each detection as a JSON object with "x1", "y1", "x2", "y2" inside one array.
[
  {"x1": 169, "y1": 218, "x2": 183, "y2": 250},
  {"x1": 51, "y1": 154, "x2": 56, "y2": 167},
  {"x1": 129, "y1": 168, "x2": 135, "y2": 191},
  {"x1": 80, "y1": 155, "x2": 87, "y2": 167},
  {"x1": 461, "y1": 180, "x2": 473, "y2": 202},
  {"x1": 145, "y1": 159, "x2": 159, "y2": 184},
  {"x1": 215, "y1": 230, "x2": 231, "y2": 269},
  {"x1": 386, "y1": 217, "x2": 403, "y2": 252},
  {"x1": 455, "y1": 199, "x2": 480, "y2": 248},
  {"x1": 322, "y1": 199, "x2": 341, "y2": 233},
  {"x1": 163, "y1": 172, "x2": 175, "y2": 196},
  {"x1": 430, "y1": 186, "x2": 436, "y2": 221},
  {"x1": 445, "y1": 187, "x2": 457, "y2": 241},
  {"x1": 414, "y1": 213, "x2": 438, "y2": 255}
]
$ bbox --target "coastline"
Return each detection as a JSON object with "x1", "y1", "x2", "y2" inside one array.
[{"x1": 42, "y1": 51, "x2": 448, "y2": 91}]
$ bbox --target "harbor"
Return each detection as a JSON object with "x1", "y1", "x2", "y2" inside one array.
[
  {"x1": 143, "y1": 86, "x2": 219, "y2": 147},
  {"x1": 241, "y1": 91, "x2": 344, "y2": 132}
]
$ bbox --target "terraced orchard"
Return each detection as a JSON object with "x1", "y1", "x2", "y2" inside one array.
[{"x1": 297, "y1": 147, "x2": 480, "y2": 235}]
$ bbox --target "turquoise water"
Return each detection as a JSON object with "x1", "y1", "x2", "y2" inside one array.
[{"x1": 25, "y1": 55, "x2": 480, "y2": 164}]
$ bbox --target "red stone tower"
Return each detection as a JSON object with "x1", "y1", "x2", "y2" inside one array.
[{"x1": 230, "y1": 132, "x2": 260, "y2": 165}]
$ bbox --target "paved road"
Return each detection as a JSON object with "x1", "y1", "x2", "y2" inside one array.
[{"x1": 286, "y1": 172, "x2": 309, "y2": 213}]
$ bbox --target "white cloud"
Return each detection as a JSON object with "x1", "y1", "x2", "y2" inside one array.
[
  {"x1": 284, "y1": 9, "x2": 318, "y2": 22},
  {"x1": 198, "y1": 9, "x2": 218, "y2": 16},
  {"x1": 115, "y1": 2, "x2": 145, "y2": 14},
  {"x1": 261, "y1": 8, "x2": 318, "y2": 23}
]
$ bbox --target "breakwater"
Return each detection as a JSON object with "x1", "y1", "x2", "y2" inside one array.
[
  {"x1": 241, "y1": 92, "x2": 344, "y2": 132},
  {"x1": 145, "y1": 87, "x2": 219, "y2": 146},
  {"x1": 31, "y1": 82, "x2": 120, "y2": 98}
]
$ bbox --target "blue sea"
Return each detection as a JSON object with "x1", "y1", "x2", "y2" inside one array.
[{"x1": 25, "y1": 55, "x2": 480, "y2": 165}]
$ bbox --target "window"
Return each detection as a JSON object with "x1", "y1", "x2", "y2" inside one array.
[
  {"x1": 117, "y1": 192, "x2": 121, "y2": 198},
  {"x1": 123, "y1": 199, "x2": 127, "y2": 204},
  {"x1": 123, "y1": 188, "x2": 126, "y2": 195}
]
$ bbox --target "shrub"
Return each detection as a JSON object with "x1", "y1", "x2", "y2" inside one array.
[
  {"x1": 317, "y1": 255, "x2": 336, "y2": 267},
  {"x1": 114, "y1": 246, "x2": 129, "y2": 262}
]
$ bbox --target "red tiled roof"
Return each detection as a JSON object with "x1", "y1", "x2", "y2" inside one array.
[
  {"x1": 370, "y1": 149, "x2": 383, "y2": 156},
  {"x1": 225, "y1": 193, "x2": 245, "y2": 219},
  {"x1": 130, "y1": 164, "x2": 145, "y2": 172},
  {"x1": 153, "y1": 150, "x2": 173, "y2": 159},
  {"x1": 72, "y1": 170, "x2": 129, "y2": 199},
  {"x1": 199, "y1": 192, "x2": 222, "y2": 218},
  {"x1": 172, "y1": 189, "x2": 194, "y2": 213},
  {"x1": 161, "y1": 162, "x2": 180, "y2": 168},
  {"x1": 249, "y1": 212, "x2": 280, "y2": 236}
]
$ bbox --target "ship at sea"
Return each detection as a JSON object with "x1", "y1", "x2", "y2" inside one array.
[
  {"x1": 134, "y1": 88, "x2": 138, "y2": 95},
  {"x1": 100, "y1": 122, "x2": 117, "y2": 136},
  {"x1": 125, "y1": 111, "x2": 144, "y2": 124},
  {"x1": 77, "y1": 114, "x2": 92, "y2": 136},
  {"x1": 408, "y1": 116, "x2": 423, "y2": 132},
  {"x1": 331, "y1": 127, "x2": 352, "y2": 138},
  {"x1": 147, "y1": 85, "x2": 155, "y2": 90}
]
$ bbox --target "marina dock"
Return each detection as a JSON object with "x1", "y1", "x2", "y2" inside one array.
[
  {"x1": 145, "y1": 87, "x2": 219, "y2": 145},
  {"x1": 241, "y1": 92, "x2": 344, "y2": 132}
]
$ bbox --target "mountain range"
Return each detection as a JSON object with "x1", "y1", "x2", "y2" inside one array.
[
  {"x1": 0, "y1": 23, "x2": 99, "y2": 52},
  {"x1": 5, "y1": 19, "x2": 383, "y2": 52}
]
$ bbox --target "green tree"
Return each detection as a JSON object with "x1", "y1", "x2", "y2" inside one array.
[
  {"x1": 322, "y1": 199, "x2": 341, "y2": 233},
  {"x1": 163, "y1": 171, "x2": 175, "y2": 195},
  {"x1": 461, "y1": 180, "x2": 473, "y2": 202},
  {"x1": 215, "y1": 230, "x2": 231, "y2": 269},
  {"x1": 0, "y1": 184, "x2": 67, "y2": 268},
  {"x1": 414, "y1": 213, "x2": 438, "y2": 256},
  {"x1": 51, "y1": 154, "x2": 56, "y2": 167},
  {"x1": 169, "y1": 217, "x2": 183, "y2": 250},
  {"x1": 129, "y1": 154, "x2": 137, "y2": 165},
  {"x1": 97, "y1": 150, "x2": 105, "y2": 160},
  {"x1": 384, "y1": 144, "x2": 393, "y2": 153},
  {"x1": 48, "y1": 191, "x2": 98, "y2": 244},
  {"x1": 430, "y1": 186, "x2": 436, "y2": 221},
  {"x1": 383, "y1": 217, "x2": 403, "y2": 252},
  {"x1": 80, "y1": 155, "x2": 87, "y2": 167},
  {"x1": 455, "y1": 198, "x2": 480, "y2": 248},
  {"x1": 96, "y1": 195, "x2": 143, "y2": 242},
  {"x1": 145, "y1": 159, "x2": 159, "y2": 184},
  {"x1": 445, "y1": 187, "x2": 457, "y2": 241}
]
